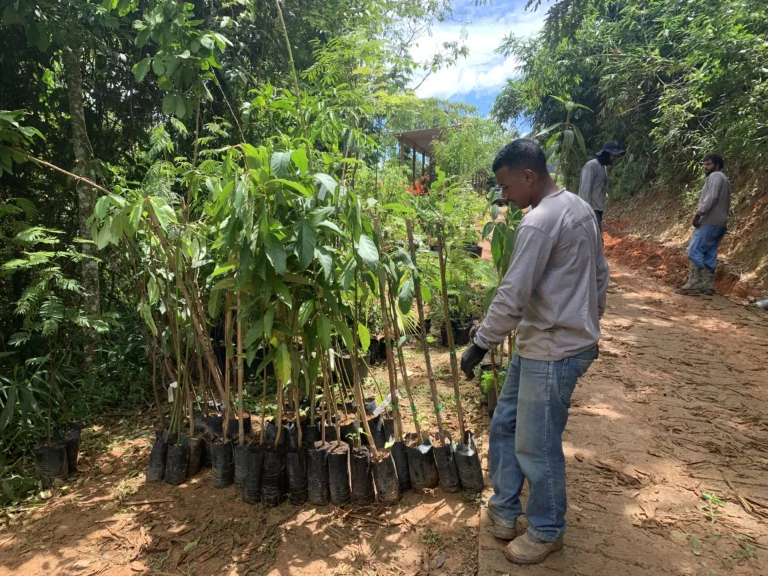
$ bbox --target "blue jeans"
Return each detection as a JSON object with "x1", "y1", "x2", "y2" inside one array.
[
  {"x1": 688, "y1": 225, "x2": 726, "y2": 271},
  {"x1": 488, "y1": 348, "x2": 597, "y2": 543}
]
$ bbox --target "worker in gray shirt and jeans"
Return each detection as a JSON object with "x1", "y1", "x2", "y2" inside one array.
[
  {"x1": 676, "y1": 153, "x2": 731, "y2": 296},
  {"x1": 578, "y1": 141, "x2": 625, "y2": 230},
  {"x1": 461, "y1": 140, "x2": 609, "y2": 565}
]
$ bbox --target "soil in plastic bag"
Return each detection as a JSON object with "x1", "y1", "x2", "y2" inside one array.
[
  {"x1": 350, "y1": 446, "x2": 375, "y2": 506},
  {"x1": 35, "y1": 440, "x2": 68, "y2": 484},
  {"x1": 307, "y1": 442, "x2": 331, "y2": 505},
  {"x1": 286, "y1": 449, "x2": 308, "y2": 505},
  {"x1": 226, "y1": 414, "x2": 252, "y2": 439},
  {"x1": 455, "y1": 431, "x2": 484, "y2": 495},
  {"x1": 371, "y1": 451, "x2": 400, "y2": 504},
  {"x1": 261, "y1": 448, "x2": 285, "y2": 507},
  {"x1": 201, "y1": 435, "x2": 213, "y2": 468},
  {"x1": 234, "y1": 443, "x2": 250, "y2": 494},
  {"x1": 242, "y1": 444, "x2": 264, "y2": 504},
  {"x1": 383, "y1": 417, "x2": 395, "y2": 441},
  {"x1": 390, "y1": 441, "x2": 411, "y2": 493},
  {"x1": 366, "y1": 415, "x2": 386, "y2": 449},
  {"x1": 186, "y1": 436, "x2": 202, "y2": 478},
  {"x1": 301, "y1": 418, "x2": 321, "y2": 446},
  {"x1": 322, "y1": 423, "x2": 338, "y2": 443},
  {"x1": 211, "y1": 439, "x2": 235, "y2": 488},
  {"x1": 339, "y1": 417, "x2": 359, "y2": 448},
  {"x1": 433, "y1": 441, "x2": 461, "y2": 493},
  {"x1": 405, "y1": 435, "x2": 439, "y2": 491},
  {"x1": 328, "y1": 441, "x2": 351, "y2": 505},
  {"x1": 53, "y1": 422, "x2": 81, "y2": 473},
  {"x1": 147, "y1": 430, "x2": 168, "y2": 482},
  {"x1": 164, "y1": 437, "x2": 189, "y2": 485},
  {"x1": 200, "y1": 415, "x2": 224, "y2": 437}
]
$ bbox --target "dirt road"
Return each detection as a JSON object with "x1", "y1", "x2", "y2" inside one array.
[
  {"x1": 479, "y1": 261, "x2": 768, "y2": 575},
  {"x1": 1, "y1": 257, "x2": 767, "y2": 575}
]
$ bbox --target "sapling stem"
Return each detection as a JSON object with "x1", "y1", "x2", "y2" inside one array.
[
  {"x1": 436, "y1": 223, "x2": 466, "y2": 440},
  {"x1": 406, "y1": 219, "x2": 446, "y2": 445},
  {"x1": 236, "y1": 294, "x2": 245, "y2": 446}
]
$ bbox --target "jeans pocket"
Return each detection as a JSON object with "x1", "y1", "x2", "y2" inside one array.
[{"x1": 558, "y1": 358, "x2": 594, "y2": 407}]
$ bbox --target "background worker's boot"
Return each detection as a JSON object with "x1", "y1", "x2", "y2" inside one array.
[
  {"x1": 504, "y1": 533, "x2": 564, "y2": 565},
  {"x1": 675, "y1": 264, "x2": 702, "y2": 295},
  {"x1": 700, "y1": 268, "x2": 715, "y2": 296}
]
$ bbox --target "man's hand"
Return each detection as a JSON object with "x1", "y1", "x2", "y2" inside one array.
[
  {"x1": 692, "y1": 213, "x2": 702, "y2": 228},
  {"x1": 460, "y1": 344, "x2": 488, "y2": 380}
]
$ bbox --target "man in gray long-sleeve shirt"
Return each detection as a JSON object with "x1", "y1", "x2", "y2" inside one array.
[
  {"x1": 578, "y1": 141, "x2": 625, "y2": 230},
  {"x1": 676, "y1": 153, "x2": 731, "y2": 296},
  {"x1": 460, "y1": 139, "x2": 609, "y2": 565}
]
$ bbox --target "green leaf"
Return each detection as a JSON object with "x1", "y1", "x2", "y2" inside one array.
[
  {"x1": 309, "y1": 207, "x2": 334, "y2": 227},
  {"x1": 273, "y1": 280, "x2": 292, "y2": 309},
  {"x1": 174, "y1": 94, "x2": 186, "y2": 119},
  {"x1": 381, "y1": 202, "x2": 413, "y2": 214},
  {"x1": 183, "y1": 538, "x2": 199, "y2": 553},
  {"x1": 573, "y1": 125, "x2": 587, "y2": 156},
  {"x1": 128, "y1": 200, "x2": 143, "y2": 233},
  {"x1": 152, "y1": 58, "x2": 166, "y2": 76},
  {"x1": 275, "y1": 343, "x2": 291, "y2": 384},
  {"x1": 42, "y1": 69, "x2": 55, "y2": 87},
  {"x1": 482, "y1": 221, "x2": 495, "y2": 239},
  {"x1": 317, "y1": 220, "x2": 344, "y2": 237},
  {"x1": 332, "y1": 320, "x2": 355, "y2": 353},
  {"x1": 291, "y1": 148, "x2": 308, "y2": 173},
  {"x1": 562, "y1": 129, "x2": 574, "y2": 152},
  {"x1": 264, "y1": 234, "x2": 286, "y2": 275},
  {"x1": 317, "y1": 313, "x2": 331, "y2": 350},
  {"x1": 270, "y1": 151, "x2": 292, "y2": 179},
  {"x1": 162, "y1": 93, "x2": 176, "y2": 116},
  {"x1": 210, "y1": 264, "x2": 235, "y2": 278},
  {"x1": 483, "y1": 286, "x2": 498, "y2": 312},
  {"x1": 545, "y1": 131, "x2": 562, "y2": 151},
  {"x1": 298, "y1": 300, "x2": 315, "y2": 327},
  {"x1": 294, "y1": 218, "x2": 316, "y2": 271},
  {"x1": 244, "y1": 319, "x2": 264, "y2": 349},
  {"x1": 315, "y1": 246, "x2": 332, "y2": 280},
  {"x1": 358, "y1": 323, "x2": 371, "y2": 353},
  {"x1": 356, "y1": 234, "x2": 379, "y2": 267},
  {"x1": 0, "y1": 385, "x2": 17, "y2": 429},
  {"x1": 2, "y1": 6, "x2": 23, "y2": 25},
  {"x1": 270, "y1": 179, "x2": 310, "y2": 197},
  {"x1": 398, "y1": 278, "x2": 414, "y2": 314},
  {"x1": 133, "y1": 58, "x2": 151, "y2": 83},
  {"x1": 535, "y1": 122, "x2": 563, "y2": 138},
  {"x1": 95, "y1": 195, "x2": 111, "y2": 219},
  {"x1": 264, "y1": 307, "x2": 275, "y2": 338},
  {"x1": 313, "y1": 173, "x2": 338, "y2": 200},
  {"x1": 96, "y1": 224, "x2": 112, "y2": 250}
]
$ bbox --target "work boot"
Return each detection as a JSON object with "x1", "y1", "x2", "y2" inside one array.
[
  {"x1": 700, "y1": 268, "x2": 715, "y2": 296},
  {"x1": 675, "y1": 263, "x2": 702, "y2": 296},
  {"x1": 504, "y1": 533, "x2": 564, "y2": 565},
  {"x1": 487, "y1": 508, "x2": 521, "y2": 540}
]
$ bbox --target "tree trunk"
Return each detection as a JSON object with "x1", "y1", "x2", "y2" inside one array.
[{"x1": 62, "y1": 46, "x2": 100, "y2": 364}]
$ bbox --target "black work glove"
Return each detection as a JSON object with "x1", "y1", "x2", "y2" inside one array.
[
  {"x1": 692, "y1": 213, "x2": 702, "y2": 228},
  {"x1": 460, "y1": 343, "x2": 488, "y2": 380}
]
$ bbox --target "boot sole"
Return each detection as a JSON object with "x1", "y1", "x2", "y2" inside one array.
[{"x1": 493, "y1": 525, "x2": 518, "y2": 540}]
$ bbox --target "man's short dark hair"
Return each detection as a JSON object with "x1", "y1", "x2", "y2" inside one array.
[
  {"x1": 492, "y1": 139, "x2": 549, "y2": 175},
  {"x1": 704, "y1": 153, "x2": 724, "y2": 170}
]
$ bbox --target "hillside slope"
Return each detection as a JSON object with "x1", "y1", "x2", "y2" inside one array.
[{"x1": 604, "y1": 175, "x2": 768, "y2": 299}]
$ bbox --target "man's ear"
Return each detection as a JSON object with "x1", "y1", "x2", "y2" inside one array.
[{"x1": 523, "y1": 168, "x2": 535, "y2": 186}]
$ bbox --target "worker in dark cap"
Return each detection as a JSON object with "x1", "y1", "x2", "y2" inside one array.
[{"x1": 578, "y1": 141, "x2": 625, "y2": 231}]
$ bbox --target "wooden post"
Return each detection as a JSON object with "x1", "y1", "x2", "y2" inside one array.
[{"x1": 412, "y1": 146, "x2": 417, "y2": 185}]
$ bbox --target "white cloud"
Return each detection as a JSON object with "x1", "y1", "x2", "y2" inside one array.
[{"x1": 409, "y1": 0, "x2": 549, "y2": 100}]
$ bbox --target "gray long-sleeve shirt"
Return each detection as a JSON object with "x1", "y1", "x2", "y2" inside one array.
[
  {"x1": 474, "y1": 189, "x2": 609, "y2": 361},
  {"x1": 698, "y1": 171, "x2": 731, "y2": 228},
  {"x1": 578, "y1": 158, "x2": 608, "y2": 212}
]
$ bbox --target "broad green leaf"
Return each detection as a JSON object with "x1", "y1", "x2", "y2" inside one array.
[
  {"x1": 315, "y1": 246, "x2": 332, "y2": 280},
  {"x1": 210, "y1": 264, "x2": 235, "y2": 278},
  {"x1": 244, "y1": 319, "x2": 264, "y2": 349},
  {"x1": 212, "y1": 277, "x2": 235, "y2": 292},
  {"x1": 264, "y1": 234, "x2": 286, "y2": 275},
  {"x1": 174, "y1": 94, "x2": 187, "y2": 119},
  {"x1": 317, "y1": 313, "x2": 331, "y2": 349},
  {"x1": 545, "y1": 131, "x2": 562, "y2": 151},
  {"x1": 482, "y1": 221, "x2": 495, "y2": 239},
  {"x1": 0, "y1": 385, "x2": 17, "y2": 429},
  {"x1": 294, "y1": 218, "x2": 316, "y2": 271},
  {"x1": 270, "y1": 151, "x2": 292, "y2": 179},
  {"x1": 263, "y1": 307, "x2": 275, "y2": 338},
  {"x1": 332, "y1": 320, "x2": 355, "y2": 353},
  {"x1": 358, "y1": 323, "x2": 371, "y2": 353},
  {"x1": 563, "y1": 129, "x2": 574, "y2": 151},
  {"x1": 96, "y1": 224, "x2": 112, "y2": 250},
  {"x1": 356, "y1": 234, "x2": 379, "y2": 267},
  {"x1": 317, "y1": 220, "x2": 344, "y2": 236},
  {"x1": 309, "y1": 206, "x2": 334, "y2": 226},
  {"x1": 133, "y1": 58, "x2": 151, "y2": 82},
  {"x1": 483, "y1": 286, "x2": 498, "y2": 312},
  {"x1": 291, "y1": 148, "x2": 308, "y2": 173},
  {"x1": 398, "y1": 278, "x2": 414, "y2": 314},
  {"x1": 313, "y1": 173, "x2": 338, "y2": 199},
  {"x1": 298, "y1": 300, "x2": 315, "y2": 327},
  {"x1": 381, "y1": 202, "x2": 413, "y2": 214},
  {"x1": 270, "y1": 179, "x2": 310, "y2": 197},
  {"x1": 573, "y1": 125, "x2": 587, "y2": 156},
  {"x1": 95, "y1": 195, "x2": 111, "y2": 219},
  {"x1": 275, "y1": 343, "x2": 291, "y2": 384},
  {"x1": 162, "y1": 93, "x2": 176, "y2": 116},
  {"x1": 273, "y1": 280, "x2": 292, "y2": 308}
]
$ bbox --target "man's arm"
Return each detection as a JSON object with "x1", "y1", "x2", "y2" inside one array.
[
  {"x1": 698, "y1": 175, "x2": 719, "y2": 217},
  {"x1": 474, "y1": 226, "x2": 554, "y2": 349},
  {"x1": 595, "y1": 227, "x2": 610, "y2": 318},
  {"x1": 578, "y1": 163, "x2": 595, "y2": 207}
]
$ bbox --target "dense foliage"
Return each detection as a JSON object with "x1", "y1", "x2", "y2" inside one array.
[
  {"x1": 0, "y1": 0, "x2": 500, "y2": 498},
  {"x1": 493, "y1": 0, "x2": 768, "y2": 197}
]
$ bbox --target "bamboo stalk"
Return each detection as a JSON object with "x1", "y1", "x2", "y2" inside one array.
[
  {"x1": 436, "y1": 224, "x2": 466, "y2": 440},
  {"x1": 373, "y1": 219, "x2": 402, "y2": 442},
  {"x1": 405, "y1": 219, "x2": 445, "y2": 444},
  {"x1": 236, "y1": 294, "x2": 245, "y2": 446}
]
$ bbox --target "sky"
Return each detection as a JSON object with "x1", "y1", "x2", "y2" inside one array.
[{"x1": 409, "y1": 0, "x2": 553, "y2": 119}]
